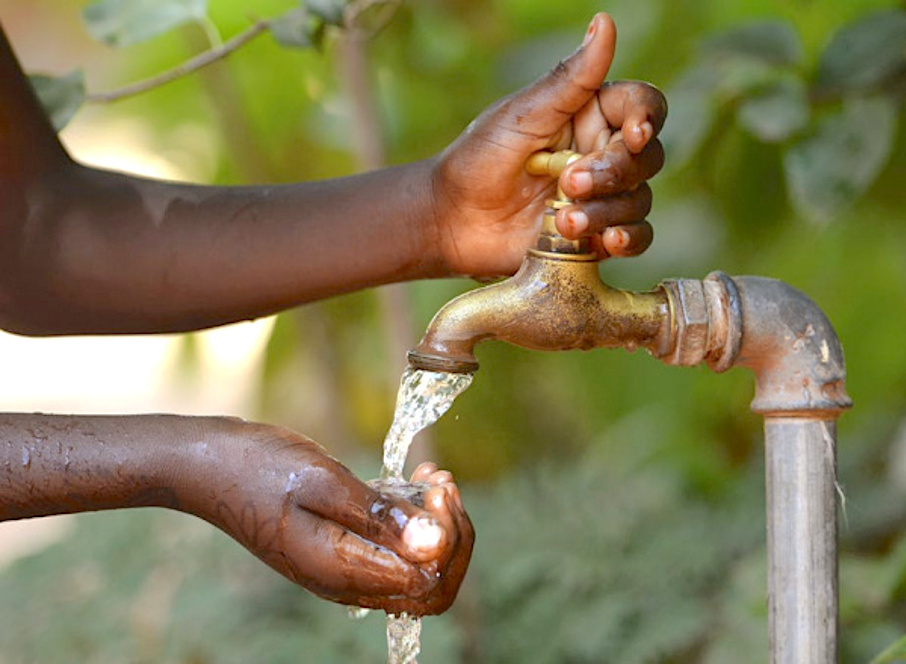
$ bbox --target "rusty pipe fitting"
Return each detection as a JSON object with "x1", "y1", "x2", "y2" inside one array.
[{"x1": 660, "y1": 272, "x2": 851, "y2": 415}]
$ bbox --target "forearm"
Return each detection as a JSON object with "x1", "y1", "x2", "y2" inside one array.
[
  {"x1": 0, "y1": 412, "x2": 214, "y2": 520},
  {"x1": 3, "y1": 159, "x2": 444, "y2": 335},
  {"x1": 0, "y1": 25, "x2": 445, "y2": 336}
]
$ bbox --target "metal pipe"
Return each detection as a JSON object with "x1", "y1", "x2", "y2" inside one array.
[
  {"x1": 733, "y1": 276, "x2": 850, "y2": 664},
  {"x1": 765, "y1": 417, "x2": 838, "y2": 664},
  {"x1": 664, "y1": 273, "x2": 851, "y2": 664}
]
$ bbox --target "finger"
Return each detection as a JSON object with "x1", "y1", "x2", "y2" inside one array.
[
  {"x1": 357, "y1": 488, "x2": 473, "y2": 616},
  {"x1": 601, "y1": 221, "x2": 654, "y2": 258},
  {"x1": 494, "y1": 13, "x2": 617, "y2": 140},
  {"x1": 389, "y1": 489, "x2": 474, "y2": 616},
  {"x1": 573, "y1": 95, "x2": 610, "y2": 153},
  {"x1": 444, "y1": 479, "x2": 465, "y2": 512},
  {"x1": 560, "y1": 139, "x2": 665, "y2": 199},
  {"x1": 596, "y1": 81, "x2": 668, "y2": 153},
  {"x1": 289, "y1": 461, "x2": 439, "y2": 560},
  {"x1": 425, "y1": 469, "x2": 454, "y2": 486},
  {"x1": 555, "y1": 183, "x2": 652, "y2": 238},
  {"x1": 279, "y1": 505, "x2": 436, "y2": 606},
  {"x1": 410, "y1": 462, "x2": 438, "y2": 483}
]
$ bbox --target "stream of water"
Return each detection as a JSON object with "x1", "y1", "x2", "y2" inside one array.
[{"x1": 374, "y1": 367, "x2": 473, "y2": 664}]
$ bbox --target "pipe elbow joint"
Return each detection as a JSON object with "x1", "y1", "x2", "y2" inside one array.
[
  {"x1": 731, "y1": 275, "x2": 852, "y2": 416},
  {"x1": 663, "y1": 272, "x2": 852, "y2": 417}
]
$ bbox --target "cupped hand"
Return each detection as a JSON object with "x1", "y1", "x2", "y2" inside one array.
[
  {"x1": 430, "y1": 12, "x2": 667, "y2": 278},
  {"x1": 195, "y1": 422, "x2": 473, "y2": 616}
]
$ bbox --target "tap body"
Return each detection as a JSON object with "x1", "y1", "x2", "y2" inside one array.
[{"x1": 408, "y1": 249, "x2": 671, "y2": 374}]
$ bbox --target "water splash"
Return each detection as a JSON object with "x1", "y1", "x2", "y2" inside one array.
[
  {"x1": 376, "y1": 367, "x2": 473, "y2": 664},
  {"x1": 387, "y1": 611, "x2": 422, "y2": 664},
  {"x1": 381, "y1": 367, "x2": 473, "y2": 480}
]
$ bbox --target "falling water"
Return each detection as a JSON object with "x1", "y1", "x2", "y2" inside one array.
[{"x1": 374, "y1": 367, "x2": 473, "y2": 664}]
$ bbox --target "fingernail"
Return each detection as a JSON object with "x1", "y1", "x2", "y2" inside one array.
[
  {"x1": 629, "y1": 121, "x2": 653, "y2": 152},
  {"x1": 603, "y1": 227, "x2": 627, "y2": 249},
  {"x1": 567, "y1": 209, "x2": 589, "y2": 235},
  {"x1": 403, "y1": 516, "x2": 443, "y2": 553},
  {"x1": 582, "y1": 17, "x2": 597, "y2": 46},
  {"x1": 569, "y1": 170, "x2": 593, "y2": 195}
]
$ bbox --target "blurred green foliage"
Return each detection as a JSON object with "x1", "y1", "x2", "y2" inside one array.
[{"x1": 9, "y1": 0, "x2": 906, "y2": 661}]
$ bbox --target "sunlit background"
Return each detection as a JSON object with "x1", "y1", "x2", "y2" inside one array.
[{"x1": 1, "y1": 0, "x2": 905, "y2": 662}]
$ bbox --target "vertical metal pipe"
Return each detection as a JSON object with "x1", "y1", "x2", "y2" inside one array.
[
  {"x1": 765, "y1": 417, "x2": 838, "y2": 664},
  {"x1": 663, "y1": 274, "x2": 849, "y2": 663}
]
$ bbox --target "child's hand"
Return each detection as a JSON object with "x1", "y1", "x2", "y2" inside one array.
[
  {"x1": 195, "y1": 422, "x2": 474, "y2": 616},
  {"x1": 430, "y1": 12, "x2": 667, "y2": 278}
]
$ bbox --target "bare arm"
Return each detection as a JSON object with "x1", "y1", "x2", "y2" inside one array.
[
  {"x1": 0, "y1": 26, "x2": 443, "y2": 335},
  {"x1": 0, "y1": 413, "x2": 473, "y2": 615},
  {"x1": 0, "y1": 15, "x2": 666, "y2": 336},
  {"x1": 1, "y1": 159, "x2": 443, "y2": 335}
]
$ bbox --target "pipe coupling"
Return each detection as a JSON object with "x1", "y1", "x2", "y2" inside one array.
[{"x1": 660, "y1": 271, "x2": 741, "y2": 371}]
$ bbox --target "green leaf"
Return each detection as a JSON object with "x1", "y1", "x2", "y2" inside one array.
[
  {"x1": 28, "y1": 70, "x2": 86, "y2": 131},
  {"x1": 783, "y1": 96, "x2": 898, "y2": 224},
  {"x1": 737, "y1": 78, "x2": 810, "y2": 143},
  {"x1": 816, "y1": 9, "x2": 906, "y2": 94},
  {"x1": 701, "y1": 20, "x2": 803, "y2": 67},
  {"x1": 270, "y1": 9, "x2": 324, "y2": 50},
  {"x1": 870, "y1": 634, "x2": 906, "y2": 664},
  {"x1": 82, "y1": 0, "x2": 208, "y2": 47},
  {"x1": 712, "y1": 57, "x2": 780, "y2": 100}
]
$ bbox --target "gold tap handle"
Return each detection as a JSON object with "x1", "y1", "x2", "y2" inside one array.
[
  {"x1": 525, "y1": 149, "x2": 582, "y2": 178},
  {"x1": 525, "y1": 150, "x2": 593, "y2": 255}
]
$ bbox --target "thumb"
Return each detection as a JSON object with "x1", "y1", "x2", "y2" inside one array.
[
  {"x1": 289, "y1": 462, "x2": 443, "y2": 561},
  {"x1": 501, "y1": 13, "x2": 617, "y2": 140}
]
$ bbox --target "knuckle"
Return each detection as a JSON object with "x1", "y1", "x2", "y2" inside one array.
[
  {"x1": 550, "y1": 58, "x2": 570, "y2": 80},
  {"x1": 595, "y1": 162, "x2": 623, "y2": 191}
]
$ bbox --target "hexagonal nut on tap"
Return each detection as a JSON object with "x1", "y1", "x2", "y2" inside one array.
[{"x1": 662, "y1": 278, "x2": 710, "y2": 366}]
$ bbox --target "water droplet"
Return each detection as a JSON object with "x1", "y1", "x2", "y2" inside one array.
[{"x1": 21, "y1": 447, "x2": 30, "y2": 468}]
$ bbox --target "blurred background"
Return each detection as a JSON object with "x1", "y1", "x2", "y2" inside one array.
[{"x1": 0, "y1": 0, "x2": 904, "y2": 662}]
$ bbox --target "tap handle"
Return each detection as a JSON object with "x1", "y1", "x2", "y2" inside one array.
[
  {"x1": 525, "y1": 149, "x2": 582, "y2": 178},
  {"x1": 525, "y1": 150, "x2": 595, "y2": 256}
]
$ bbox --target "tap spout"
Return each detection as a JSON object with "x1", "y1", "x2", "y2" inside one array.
[{"x1": 408, "y1": 250, "x2": 672, "y2": 374}]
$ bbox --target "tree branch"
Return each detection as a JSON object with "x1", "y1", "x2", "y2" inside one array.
[
  {"x1": 86, "y1": 19, "x2": 271, "y2": 104},
  {"x1": 343, "y1": 0, "x2": 402, "y2": 41}
]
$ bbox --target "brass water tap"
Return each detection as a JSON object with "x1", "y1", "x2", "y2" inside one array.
[{"x1": 407, "y1": 149, "x2": 673, "y2": 374}]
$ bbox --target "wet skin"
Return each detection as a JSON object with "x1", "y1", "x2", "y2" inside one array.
[
  {"x1": 0, "y1": 414, "x2": 472, "y2": 615},
  {"x1": 0, "y1": 13, "x2": 665, "y2": 612}
]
